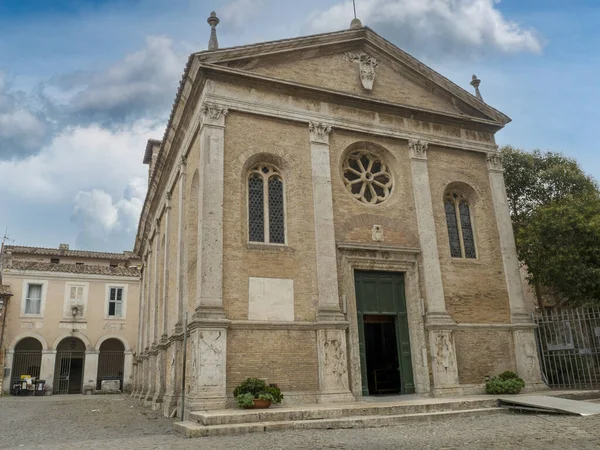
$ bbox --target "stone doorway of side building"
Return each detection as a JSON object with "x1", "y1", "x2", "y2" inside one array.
[
  {"x1": 355, "y1": 270, "x2": 415, "y2": 397},
  {"x1": 53, "y1": 337, "x2": 86, "y2": 395}
]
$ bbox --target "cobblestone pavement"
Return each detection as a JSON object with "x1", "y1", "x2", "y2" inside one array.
[{"x1": 1, "y1": 395, "x2": 600, "y2": 449}]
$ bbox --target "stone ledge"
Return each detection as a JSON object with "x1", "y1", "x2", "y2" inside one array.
[
  {"x1": 175, "y1": 408, "x2": 506, "y2": 438},
  {"x1": 229, "y1": 320, "x2": 350, "y2": 331}
]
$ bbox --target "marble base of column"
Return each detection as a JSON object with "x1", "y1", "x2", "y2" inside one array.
[
  {"x1": 426, "y1": 314, "x2": 460, "y2": 396},
  {"x1": 184, "y1": 326, "x2": 228, "y2": 415},
  {"x1": 316, "y1": 329, "x2": 354, "y2": 404}
]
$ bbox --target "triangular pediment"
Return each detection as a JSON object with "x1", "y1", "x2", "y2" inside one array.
[{"x1": 195, "y1": 28, "x2": 510, "y2": 125}]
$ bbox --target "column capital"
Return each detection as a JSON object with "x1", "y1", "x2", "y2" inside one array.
[
  {"x1": 200, "y1": 102, "x2": 228, "y2": 127},
  {"x1": 408, "y1": 139, "x2": 428, "y2": 160},
  {"x1": 486, "y1": 152, "x2": 504, "y2": 173},
  {"x1": 165, "y1": 192, "x2": 172, "y2": 209},
  {"x1": 309, "y1": 121, "x2": 332, "y2": 145},
  {"x1": 178, "y1": 154, "x2": 187, "y2": 175}
]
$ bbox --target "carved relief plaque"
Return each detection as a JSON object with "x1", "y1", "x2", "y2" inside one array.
[{"x1": 344, "y1": 52, "x2": 379, "y2": 90}]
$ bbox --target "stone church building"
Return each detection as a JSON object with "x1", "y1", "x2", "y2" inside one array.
[{"x1": 132, "y1": 14, "x2": 543, "y2": 417}]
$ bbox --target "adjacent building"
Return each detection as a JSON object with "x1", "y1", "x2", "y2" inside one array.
[
  {"x1": 132, "y1": 15, "x2": 543, "y2": 418},
  {"x1": 1, "y1": 244, "x2": 141, "y2": 395}
]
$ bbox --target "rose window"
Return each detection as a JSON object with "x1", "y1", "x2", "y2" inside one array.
[{"x1": 342, "y1": 151, "x2": 393, "y2": 204}]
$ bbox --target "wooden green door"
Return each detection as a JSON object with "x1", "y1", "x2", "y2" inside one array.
[{"x1": 354, "y1": 271, "x2": 415, "y2": 395}]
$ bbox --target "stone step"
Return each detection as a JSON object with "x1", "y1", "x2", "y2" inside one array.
[
  {"x1": 190, "y1": 398, "x2": 499, "y2": 426},
  {"x1": 175, "y1": 407, "x2": 506, "y2": 438}
]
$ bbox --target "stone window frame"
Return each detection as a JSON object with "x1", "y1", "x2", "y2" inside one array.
[
  {"x1": 20, "y1": 279, "x2": 48, "y2": 318},
  {"x1": 339, "y1": 141, "x2": 397, "y2": 208},
  {"x1": 63, "y1": 281, "x2": 89, "y2": 319},
  {"x1": 246, "y1": 163, "x2": 288, "y2": 246},
  {"x1": 337, "y1": 244, "x2": 431, "y2": 398},
  {"x1": 443, "y1": 183, "x2": 479, "y2": 260}
]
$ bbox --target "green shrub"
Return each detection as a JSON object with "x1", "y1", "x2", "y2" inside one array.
[
  {"x1": 233, "y1": 378, "x2": 284, "y2": 408},
  {"x1": 233, "y1": 378, "x2": 268, "y2": 398},
  {"x1": 497, "y1": 371, "x2": 520, "y2": 381},
  {"x1": 257, "y1": 393, "x2": 275, "y2": 401},
  {"x1": 235, "y1": 392, "x2": 255, "y2": 408},
  {"x1": 485, "y1": 372, "x2": 525, "y2": 395},
  {"x1": 265, "y1": 384, "x2": 284, "y2": 404}
]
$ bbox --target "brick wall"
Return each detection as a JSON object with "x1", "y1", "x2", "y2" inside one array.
[
  {"x1": 454, "y1": 329, "x2": 516, "y2": 384},
  {"x1": 227, "y1": 329, "x2": 319, "y2": 395},
  {"x1": 428, "y1": 146, "x2": 512, "y2": 324}
]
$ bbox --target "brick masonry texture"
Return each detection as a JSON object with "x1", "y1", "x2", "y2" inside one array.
[
  {"x1": 227, "y1": 329, "x2": 319, "y2": 394},
  {"x1": 454, "y1": 329, "x2": 516, "y2": 384}
]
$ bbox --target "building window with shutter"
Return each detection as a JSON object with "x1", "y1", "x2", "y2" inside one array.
[
  {"x1": 248, "y1": 164, "x2": 286, "y2": 244},
  {"x1": 107, "y1": 287, "x2": 124, "y2": 318},
  {"x1": 67, "y1": 284, "x2": 86, "y2": 317},
  {"x1": 25, "y1": 284, "x2": 43, "y2": 315},
  {"x1": 444, "y1": 190, "x2": 477, "y2": 259}
]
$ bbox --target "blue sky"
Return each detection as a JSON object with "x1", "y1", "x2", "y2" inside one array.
[{"x1": 0, "y1": 0, "x2": 598, "y2": 251}]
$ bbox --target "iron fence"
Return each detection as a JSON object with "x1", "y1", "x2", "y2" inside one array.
[
  {"x1": 10, "y1": 350, "x2": 41, "y2": 388},
  {"x1": 534, "y1": 307, "x2": 600, "y2": 389},
  {"x1": 97, "y1": 350, "x2": 124, "y2": 391}
]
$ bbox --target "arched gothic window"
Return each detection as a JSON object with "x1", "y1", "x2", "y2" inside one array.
[
  {"x1": 444, "y1": 191, "x2": 476, "y2": 259},
  {"x1": 248, "y1": 164, "x2": 285, "y2": 244}
]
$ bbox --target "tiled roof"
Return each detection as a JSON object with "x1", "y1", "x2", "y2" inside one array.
[
  {"x1": 0, "y1": 285, "x2": 11, "y2": 296},
  {"x1": 4, "y1": 245, "x2": 136, "y2": 261},
  {"x1": 7, "y1": 261, "x2": 140, "y2": 278}
]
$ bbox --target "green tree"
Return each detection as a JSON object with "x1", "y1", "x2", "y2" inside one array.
[
  {"x1": 501, "y1": 146, "x2": 600, "y2": 308},
  {"x1": 517, "y1": 194, "x2": 600, "y2": 307}
]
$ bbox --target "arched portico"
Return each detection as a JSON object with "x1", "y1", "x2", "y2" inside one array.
[
  {"x1": 95, "y1": 334, "x2": 131, "y2": 352},
  {"x1": 51, "y1": 332, "x2": 92, "y2": 351},
  {"x1": 9, "y1": 332, "x2": 49, "y2": 351}
]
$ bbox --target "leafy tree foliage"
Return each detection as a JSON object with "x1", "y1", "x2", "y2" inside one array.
[{"x1": 501, "y1": 146, "x2": 600, "y2": 307}]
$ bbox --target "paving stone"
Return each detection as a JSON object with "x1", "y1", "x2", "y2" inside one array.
[{"x1": 2, "y1": 394, "x2": 600, "y2": 449}]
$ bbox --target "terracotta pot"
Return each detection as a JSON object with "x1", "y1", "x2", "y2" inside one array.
[{"x1": 252, "y1": 399, "x2": 272, "y2": 409}]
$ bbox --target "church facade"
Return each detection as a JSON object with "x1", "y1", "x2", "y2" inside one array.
[{"x1": 132, "y1": 19, "x2": 543, "y2": 417}]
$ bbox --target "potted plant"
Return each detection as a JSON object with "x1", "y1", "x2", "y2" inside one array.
[{"x1": 233, "y1": 378, "x2": 284, "y2": 409}]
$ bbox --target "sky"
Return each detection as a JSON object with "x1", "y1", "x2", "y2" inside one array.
[{"x1": 0, "y1": 0, "x2": 598, "y2": 252}]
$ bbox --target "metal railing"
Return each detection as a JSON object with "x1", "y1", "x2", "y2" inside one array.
[
  {"x1": 10, "y1": 350, "x2": 41, "y2": 388},
  {"x1": 97, "y1": 351, "x2": 124, "y2": 391},
  {"x1": 534, "y1": 307, "x2": 600, "y2": 389}
]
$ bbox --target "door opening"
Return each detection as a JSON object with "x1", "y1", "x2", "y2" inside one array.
[
  {"x1": 364, "y1": 315, "x2": 401, "y2": 395},
  {"x1": 354, "y1": 270, "x2": 415, "y2": 396}
]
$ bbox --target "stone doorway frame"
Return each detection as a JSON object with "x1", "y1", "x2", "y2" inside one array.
[{"x1": 338, "y1": 243, "x2": 431, "y2": 398}]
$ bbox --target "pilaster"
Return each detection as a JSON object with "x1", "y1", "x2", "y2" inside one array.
[
  {"x1": 487, "y1": 152, "x2": 543, "y2": 386},
  {"x1": 308, "y1": 122, "x2": 353, "y2": 403},
  {"x1": 39, "y1": 350, "x2": 56, "y2": 395},
  {"x1": 153, "y1": 218, "x2": 161, "y2": 344},
  {"x1": 308, "y1": 121, "x2": 344, "y2": 321},
  {"x1": 174, "y1": 156, "x2": 187, "y2": 334},
  {"x1": 123, "y1": 351, "x2": 133, "y2": 393},
  {"x1": 409, "y1": 139, "x2": 460, "y2": 394},
  {"x1": 184, "y1": 102, "x2": 229, "y2": 412},
  {"x1": 83, "y1": 350, "x2": 99, "y2": 394},
  {"x1": 194, "y1": 102, "x2": 228, "y2": 319},
  {"x1": 2, "y1": 350, "x2": 13, "y2": 394}
]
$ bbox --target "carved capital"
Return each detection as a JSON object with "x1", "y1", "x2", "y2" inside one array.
[
  {"x1": 165, "y1": 192, "x2": 172, "y2": 209},
  {"x1": 408, "y1": 139, "x2": 428, "y2": 160},
  {"x1": 309, "y1": 121, "x2": 332, "y2": 145},
  {"x1": 178, "y1": 154, "x2": 187, "y2": 175},
  {"x1": 344, "y1": 52, "x2": 379, "y2": 90},
  {"x1": 487, "y1": 153, "x2": 504, "y2": 172},
  {"x1": 200, "y1": 102, "x2": 228, "y2": 127}
]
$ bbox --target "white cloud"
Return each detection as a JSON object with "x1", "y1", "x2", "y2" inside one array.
[
  {"x1": 309, "y1": 0, "x2": 543, "y2": 57},
  {"x1": 221, "y1": 0, "x2": 265, "y2": 30},
  {"x1": 71, "y1": 177, "x2": 147, "y2": 250},
  {"x1": 53, "y1": 36, "x2": 185, "y2": 125},
  {"x1": 0, "y1": 71, "x2": 51, "y2": 160},
  {"x1": 0, "y1": 121, "x2": 160, "y2": 202}
]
